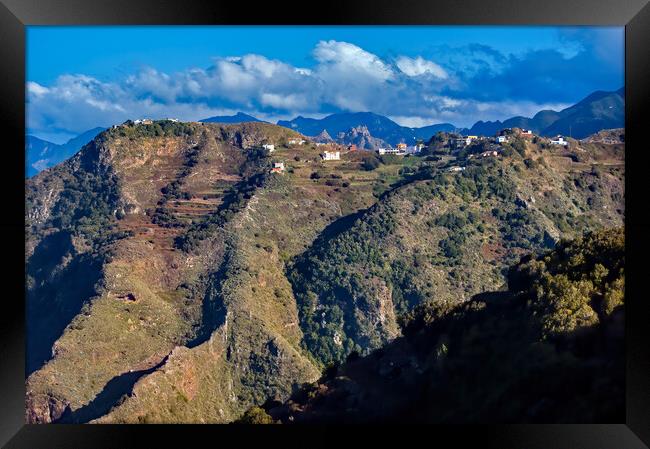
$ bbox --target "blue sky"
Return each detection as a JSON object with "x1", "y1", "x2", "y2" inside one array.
[{"x1": 27, "y1": 26, "x2": 624, "y2": 143}]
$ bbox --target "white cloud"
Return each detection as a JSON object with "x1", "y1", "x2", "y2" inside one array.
[
  {"x1": 313, "y1": 40, "x2": 393, "y2": 82},
  {"x1": 260, "y1": 93, "x2": 308, "y2": 110},
  {"x1": 26, "y1": 39, "x2": 593, "y2": 139},
  {"x1": 396, "y1": 56, "x2": 448, "y2": 79},
  {"x1": 27, "y1": 81, "x2": 49, "y2": 96}
]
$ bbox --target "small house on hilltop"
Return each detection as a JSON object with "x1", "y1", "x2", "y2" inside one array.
[
  {"x1": 497, "y1": 135, "x2": 508, "y2": 143},
  {"x1": 347, "y1": 144, "x2": 358, "y2": 152},
  {"x1": 321, "y1": 151, "x2": 340, "y2": 161},
  {"x1": 263, "y1": 144, "x2": 275, "y2": 152},
  {"x1": 550, "y1": 136, "x2": 568, "y2": 146},
  {"x1": 288, "y1": 138, "x2": 306, "y2": 145},
  {"x1": 271, "y1": 161, "x2": 285, "y2": 173}
]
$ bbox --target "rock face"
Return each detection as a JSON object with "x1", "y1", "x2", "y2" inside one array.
[
  {"x1": 25, "y1": 392, "x2": 70, "y2": 424},
  {"x1": 312, "y1": 129, "x2": 334, "y2": 143},
  {"x1": 336, "y1": 125, "x2": 386, "y2": 150},
  {"x1": 25, "y1": 121, "x2": 624, "y2": 423}
]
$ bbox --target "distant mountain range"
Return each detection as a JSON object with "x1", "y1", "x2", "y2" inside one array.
[
  {"x1": 277, "y1": 112, "x2": 455, "y2": 147},
  {"x1": 26, "y1": 127, "x2": 106, "y2": 177},
  {"x1": 25, "y1": 88, "x2": 623, "y2": 178},
  {"x1": 466, "y1": 88, "x2": 624, "y2": 138},
  {"x1": 198, "y1": 88, "x2": 623, "y2": 147},
  {"x1": 200, "y1": 112, "x2": 264, "y2": 124}
]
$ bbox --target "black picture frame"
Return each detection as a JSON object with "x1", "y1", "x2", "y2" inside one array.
[{"x1": 1, "y1": 0, "x2": 649, "y2": 447}]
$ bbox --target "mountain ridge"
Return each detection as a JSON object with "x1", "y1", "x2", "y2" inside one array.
[
  {"x1": 466, "y1": 88, "x2": 624, "y2": 138},
  {"x1": 200, "y1": 112, "x2": 265, "y2": 124},
  {"x1": 275, "y1": 87, "x2": 624, "y2": 145},
  {"x1": 26, "y1": 127, "x2": 106, "y2": 177}
]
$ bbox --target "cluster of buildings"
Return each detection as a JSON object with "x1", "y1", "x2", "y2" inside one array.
[
  {"x1": 133, "y1": 118, "x2": 153, "y2": 125},
  {"x1": 450, "y1": 128, "x2": 569, "y2": 151}
]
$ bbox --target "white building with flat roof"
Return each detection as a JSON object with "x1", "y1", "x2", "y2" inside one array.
[
  {"x1": 321, "y1": 151, "x2": 340, "y2": 161},
  {"x1": 550, "y1": 136, "x2": 568, "y2": 146}
]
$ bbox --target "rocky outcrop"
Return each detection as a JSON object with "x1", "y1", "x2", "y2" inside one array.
[
  {"x1": 336, "y1": 125, "x2": 386, "y2": 150},
  {"x1": 312, "y1": 129, "x2": 334, "y2": 143},
  {"x1": 25, "y1": 391, "x2": 70, "y2": 424}
]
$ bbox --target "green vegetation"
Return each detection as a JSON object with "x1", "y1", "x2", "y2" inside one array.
[
  {"x1": 109, "y1": 120, "x2": 196, "y2": 139},
  {"x1": 262, "y1": 228, "x2": 625, "y2": 423},
  {"x1": 235, "y1": 406, "x2": 276, "y2": 424}
]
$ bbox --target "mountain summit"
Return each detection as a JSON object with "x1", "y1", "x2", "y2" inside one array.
[{"x1": 200, "y1": 112, "x2": 264, "y2": 124}]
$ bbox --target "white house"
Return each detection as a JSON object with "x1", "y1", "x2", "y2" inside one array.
[
  {"x1": 550, "y1": 136, "x2": 568, "y2": 146},
  {"x1": 447, "y1": 166, "x2": 466, "y2": 172},
  {"x1": 497, "y1": 135, "x2": 508, "y2": 143},
  {"x1": 406, "y1": 144, "x2": 424, "y2": 154},
  {"x1": 288, "y1": 138, "x2": 306, "y2": 145},
  {"x1": 166, "y1": 118, "x2": 179, "y2": 122},
  {"x1": 262, "y1": 144, "x2": 275, "y2": 152},
  {"x1": 133, "y1": 118, "x2": 153, "y2": 125},
  {"x1": 321, "y1": 151, "x2": 340, "y2": 161},
  {"x1": 378, "y1": 147, "x2": 403, "y2": 155}
]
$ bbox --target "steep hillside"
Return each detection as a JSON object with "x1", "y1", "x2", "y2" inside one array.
[
  {"x1": 26, "y1": 127, "x2": 106, "y2": 177},
  {"x1": 248, "y1": 227, "x2": 624, "y2": 423},
  {"x1": 25, "y1": 121, "x2": 624, "y2": 424},
  {"x1": 26, "y1": 121, "x2": 319, "y2": 423},
  {"x1": 25, "y1": 121, "x2": 409, "y2": 423},
  {"x1": 286, "y1": 135, "x2": 623, "y2": 366}
]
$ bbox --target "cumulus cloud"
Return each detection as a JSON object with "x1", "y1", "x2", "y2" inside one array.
[
  {"x1": 313, "y1": 40, "x2": 393, "y2": 82},
  {"x1": 27, "y1": 35, "x2": 623, "y2": 138},
  {"x1": 396, "y1": 56, "x2": 448, "y2": 79}
]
